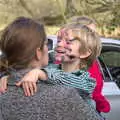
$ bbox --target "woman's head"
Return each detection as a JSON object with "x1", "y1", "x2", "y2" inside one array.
[
  {"x1": 56, "y1": 23, "x2": 101, "y2": 68},
  {"x1": 0, "y1": 17, "x2": 48, "y2": 70}
]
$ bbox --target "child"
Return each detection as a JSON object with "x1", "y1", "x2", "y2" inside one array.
[{"x1": 68, "y1": 16, "x2": 110, "y2": 113}]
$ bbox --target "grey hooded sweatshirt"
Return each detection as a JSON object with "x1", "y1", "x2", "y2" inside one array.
[{"x1": 0, "y1": 70, "x2": 102, "y2": 120}]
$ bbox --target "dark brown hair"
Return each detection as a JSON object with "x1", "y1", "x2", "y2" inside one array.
[{"x1": 0, "y1": 17, "x2": 46, "y2": 70}]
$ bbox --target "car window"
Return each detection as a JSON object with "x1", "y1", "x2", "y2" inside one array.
[
  {"x1": 101, "y1": 52, "x2": 120, "y2": 67},
  {"x1": 48, "y1": 39, "x2": 53, "y2": 51},
  {"x1": 100, "y1": 51, "x2": 120, "y2": 88}
]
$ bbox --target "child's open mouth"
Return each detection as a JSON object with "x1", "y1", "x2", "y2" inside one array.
[{"x1": 56, "y1": 50, "x2": 66, "y2": 55}]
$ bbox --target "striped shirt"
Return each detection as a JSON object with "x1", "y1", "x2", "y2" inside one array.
[{"x1": 43, "y1": 64, "x2": 96, "y2": 98}]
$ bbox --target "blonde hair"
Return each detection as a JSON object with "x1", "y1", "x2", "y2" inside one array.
[{"x1": 61, "y1": 23, "x2": 101, "y2": 67}]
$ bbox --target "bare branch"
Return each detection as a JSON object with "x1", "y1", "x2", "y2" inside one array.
[{"x1": 18, "y1": 0, "x2": 33, "y2": 17}]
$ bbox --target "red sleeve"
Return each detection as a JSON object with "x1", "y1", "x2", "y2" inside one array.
[{"x1": 88, "y1": 60, "x2": 110, "y2": 113}]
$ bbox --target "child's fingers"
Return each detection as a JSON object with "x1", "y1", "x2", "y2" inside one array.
[
  {"x1": 0, "y1": 76, "x2": 8, "y2": 92},
  {"x1": 3, "y1": 79, "x2": 7, "y2": 91},
  {"x1": 22, "y1": 82, "x2": 30, "y2": 96},
  {"x1": 0, "y1": 87, "x2": 5, "y2": 93},
  {"x1": 32, "y1": 82, "x2": 37, "y2": 93},
  {"x1": 28, "y1": 82, "x2": 34, "y2": 96},
  {"x1": 1, "y1": 77, "x2": 7, "y2": 90},
  {"x1": 28, "y1": 82, "x2": 37, "y2": 96},
  {"x1": 22, "y1": 81, "x2": 36, "y2": 96}
]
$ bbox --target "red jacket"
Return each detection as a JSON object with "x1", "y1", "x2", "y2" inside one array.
[{"x1": 88, "y1": 60, "x2": 110, "y2": 113}]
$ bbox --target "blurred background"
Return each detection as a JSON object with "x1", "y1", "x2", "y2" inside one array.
[{"x1": 0, "y1": 0, "x2": 120, "y2": 39}]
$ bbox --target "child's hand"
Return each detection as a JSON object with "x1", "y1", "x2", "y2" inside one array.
[
  {"x1": 17, "y1": 80, "x2": 37, "y2": 97},
  {"x1": 0, "y1": 76, "x2": 9, "y2": 93},
  {"x1": 16, "y1": 69, "x2": 44, "y2": 96}
]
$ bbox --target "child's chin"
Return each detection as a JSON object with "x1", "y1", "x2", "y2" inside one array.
[
  {"x1": 55, "y1": 55, "x2": 63, "y2": 61},
  {"x1": 55, "y1": 57, "x2": 62, "y2": 62}
]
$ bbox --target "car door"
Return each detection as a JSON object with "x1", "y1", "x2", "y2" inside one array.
[{"x1": 98, "y1": 40, "x2": 120, "y2": 120}]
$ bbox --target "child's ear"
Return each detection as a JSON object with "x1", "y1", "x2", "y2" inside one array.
[
  {"x1": 36, "y1": 48, "x2": 42, "y2": 60},
  {"x1": 79, "y1": 49, "x2": 92, "y2": 59}
]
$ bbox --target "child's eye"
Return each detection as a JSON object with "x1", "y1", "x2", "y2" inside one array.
[
  {"x1": 66, "y1": 41, "x2": 71, "y2": 44},
  {"x1": 57, "y1": 40, "x2": 61, "y2": 43},
  {"x1": 66, "y1": 38, "x2": 76, "y2": 44},
  {"x1": 66, "y1": 39, "x2": 73, "y2": 44},
  {"x1": 57, "y1": 37, "x2": 62, "y2": 43}
]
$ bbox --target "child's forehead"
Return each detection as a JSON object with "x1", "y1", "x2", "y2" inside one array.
[{"x1": 57, "y1": 28, "x2": 73, "y2": 38}]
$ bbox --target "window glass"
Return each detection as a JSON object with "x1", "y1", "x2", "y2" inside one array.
[
  {"x1": 48, "y1": 39, "x2": 53, "y2": 51},
  {"x1": 101, "y1": 52, "x2": 120, "y2": 67},
  {"x1": 100, "y1": 51, "x2": 120, "y2": 88}
]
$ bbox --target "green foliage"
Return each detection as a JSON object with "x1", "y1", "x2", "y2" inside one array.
[{"x1": 0, "y1": 0, "x2": 120, "y2": 38}]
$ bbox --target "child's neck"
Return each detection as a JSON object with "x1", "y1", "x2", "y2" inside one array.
[{"x1": 61, "y1": 61, "x2": 80, "y2": 72}]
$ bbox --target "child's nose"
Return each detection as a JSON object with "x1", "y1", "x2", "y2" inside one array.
[
  {"x1": 64, "y1": 44, "x2": 72, "y2": 52},
  {"x1": 57, "y1": 40, "x2": 67, "y2": 48}
]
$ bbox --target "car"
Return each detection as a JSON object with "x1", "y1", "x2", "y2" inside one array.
[
  {"x1": 47, "y1": 35, "x2": 120, "y2": 120},
  {"x1": 99, "y1": 38, "x2": 120, "y2": 120}
]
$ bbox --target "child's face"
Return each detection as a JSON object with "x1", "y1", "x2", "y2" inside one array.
[
  {"x1": 55, "y1": 29, "x2": 81, "y2": 63},
  {"x1": 63, "y1": 29, "x2": 81, "y2": 62},
  {"x1": 55, "y1": 28, "x2": 68, "y2": 62}
]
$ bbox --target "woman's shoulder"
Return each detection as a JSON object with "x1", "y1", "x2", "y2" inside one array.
[{"x1": 1, "y1": 83, "x2": 102, "y2": 120}]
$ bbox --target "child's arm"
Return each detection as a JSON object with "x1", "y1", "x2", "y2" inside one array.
[
  {"x1": 43, "y1": 67, "x2": 96, "y2": 95},
  {"x1": 20, "y1": 66, "x2": 96, "y2": 97},
  {"x1": 15, "y1": 68, "x2": 48, "y2": 96}
]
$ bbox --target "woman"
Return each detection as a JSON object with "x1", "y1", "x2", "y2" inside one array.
[{"x1": 0, "y1": 17, "x2": 102, "y2": 120}]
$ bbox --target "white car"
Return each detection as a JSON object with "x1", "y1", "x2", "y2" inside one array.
[{"x1": 47, "y1": 35, "x2": 120, "y2": 120}]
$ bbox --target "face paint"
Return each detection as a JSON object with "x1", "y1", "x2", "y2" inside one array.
[
  {"x1": 55, "y1": 29, "x2": 81, "y2": 63},
  {"x1": 64, "y1": 31, "x2": 81, "y2": 62},
  {"x1": 55, "y1": 28, "x2": 68, "y2": 62}
]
